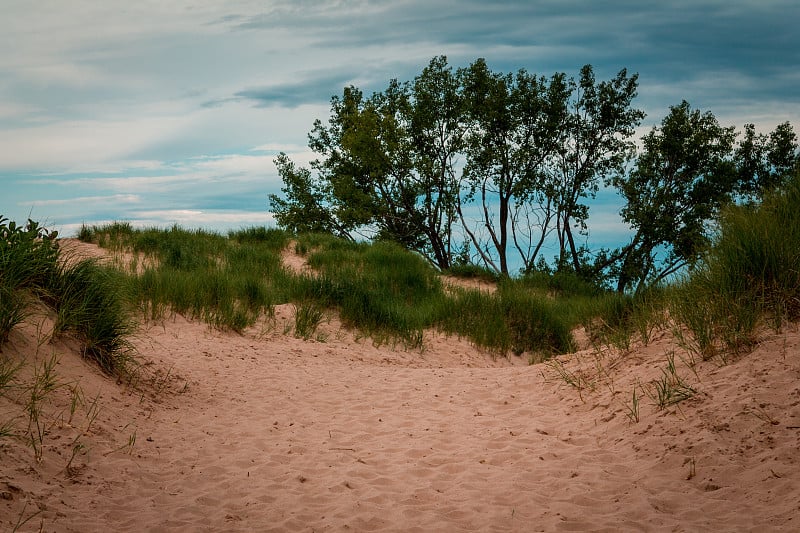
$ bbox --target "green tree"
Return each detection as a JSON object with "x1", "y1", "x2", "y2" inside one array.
[
  {"x1": 269, "y1": 153, "x2": 352, "y2": 238},
  {"x1": 308, "y1": 84, "x2": 421, "y2": 246},
  {"x1": 735, "y1": 121, "x2": 798, "y2": 200},
  {"x1": 271, "y1": 57, "x2": 466, "y2": 269},
  {"x1": 403, "y1": 56, "x2": 466, "y2": 268},
  {"x1": 552, "y1": 65, "x2": 645, "y2": 275},
  {"x1": 459, "y1": 58, "x2": 571, "y2": 275},
  {"x1": 612, "y1": 101, "x2": 738, "y2": 293}
]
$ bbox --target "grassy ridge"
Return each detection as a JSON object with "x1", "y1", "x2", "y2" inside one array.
[
  {"x1": 75, "y1": 226, "x2": 640, "y2": 359},
  {"x1": 80, "y1": 223, "x2": 292, "y2": 331}
]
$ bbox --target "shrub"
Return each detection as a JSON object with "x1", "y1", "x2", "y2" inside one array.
[{"x1": 0, "y1": 217, "x2": 60, "y2": 346}]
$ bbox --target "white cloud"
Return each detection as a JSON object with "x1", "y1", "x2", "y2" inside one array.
[
  {"x1": 0, "y1": 116, "x2": 189, "y2": 171},
  {"x1": 129, "y1": 209, "x2": 275, "y2": 230},
  {"x1": 21, "y1": 194, "x2": 141, "y2": 207}
]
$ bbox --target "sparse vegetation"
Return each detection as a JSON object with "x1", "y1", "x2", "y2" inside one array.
[
  {"x1": 292, "y1": 301, "x2": 326, "y2": 340},
  {"x1": 645, "y1": 352, "x2": 697, "y2": 410}
]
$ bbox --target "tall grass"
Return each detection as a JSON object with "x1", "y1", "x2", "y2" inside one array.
[
  {"x1": 292, "y1": 239, "x2": 443, "y2": 347},
  {"x1": 0, "y1": 285, "x2": 27, "y2": 346},
  {"x1": 1, "y1": 216, "x2": 135, "y2": 376},
  {"x1": 81, "y1": 224, "x2": 653, "y2": 359},
  {"x1": 82, "y1": 224, "x2": 292, "y2": 332},
  {"x1": 51, "y1": 259, "x2": 136, "y2": 374},
  {"x1": 671, "y1": 169, "x2": 800, "y2": 357}
]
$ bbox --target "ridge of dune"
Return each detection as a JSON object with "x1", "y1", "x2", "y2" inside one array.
[{"x1": 1, "y1": 240, "x2": 798, "y2": 531}]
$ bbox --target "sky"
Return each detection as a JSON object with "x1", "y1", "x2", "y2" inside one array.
[{"x1": 2, "y1": 0, "x2": 799, "y2": 249}]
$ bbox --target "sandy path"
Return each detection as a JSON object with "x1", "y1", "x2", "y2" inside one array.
[{"x1": 3, "y1": 316, "x2": 795, "y2": 532}]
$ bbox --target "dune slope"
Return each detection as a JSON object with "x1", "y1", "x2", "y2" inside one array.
[{"x1": 1, "y1": 244, "x2": 799, "y2": 532}]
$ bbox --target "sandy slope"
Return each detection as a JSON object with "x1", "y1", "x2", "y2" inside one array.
[{"x1": 1, "y1": 242, "x2": 799, "y2": 532}]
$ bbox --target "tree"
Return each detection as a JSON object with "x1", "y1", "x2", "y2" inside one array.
[
  {"x1": 459, "y1": 58, "x2": 570, "y2": 275},
  {"x1": 552, "y1": 65, "x2": 644, "y2": 275},
  {"x1": 308, "y1": 84, "x2": 424, "y2": 248},
  {"x1": 735, "y1": 121, "x2": 799, "y2": 200},
  {"x1": 612, "y1": 101, "x2": 738, "y2": 293},
  {"x1": 271, "y1": 57, "x2": 466, "y2": 269},
  {"x1": 269, "y1": 153, "x2": 352, "y2": 238},
  {"x1": 403, "y1": 56, "x2": 466, "y2": 268}
]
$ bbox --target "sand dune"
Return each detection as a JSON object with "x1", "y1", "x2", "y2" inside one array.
[{"x1": 1, "y1": 244, "x2": 799, "y2": 531}]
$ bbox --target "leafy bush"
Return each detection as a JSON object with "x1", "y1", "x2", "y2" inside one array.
[
  {"x1": 0, "y1": 216, "x2": 59, "y2": 294},
  {"x1": 0, "y1": 217, "x2": 59, "y2": 345}
]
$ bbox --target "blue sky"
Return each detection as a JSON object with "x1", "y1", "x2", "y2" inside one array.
[{"x1": 3, "y1": 1, "x2": 799, "y2": 249}]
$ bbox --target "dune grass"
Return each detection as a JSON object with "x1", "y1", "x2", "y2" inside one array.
[
  {"x1": 50, "y1": 259, "x2": 136, "y2": 374},
  {"x1": 77, "y1": 224, "x2": 659, "y2": 358},
  {"x1": 79, "y1": 223, "x2": 292, "y2": 332},
  {"x1": 72, "y1": 169, "x2": 800, "y2": 362},
  {"x1": 289, "y1": 237, "x2": 443, "y2": 347},
  {"x1": 1, "y1": 216, "x2": 135, "y2": 376},
  {"x1": 670, "y1": 169, "x2": 800, "y2": 359}
]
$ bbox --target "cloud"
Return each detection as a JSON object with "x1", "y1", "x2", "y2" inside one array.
[
  {"x1": 232, "y1": 71, "x2": 356, "y2": 108},
  {"x1": 127, "y1": 209, "x2": 276, "y2": 231},
  {"x1": 21, "y1": 194, "x2": 141, "y2": 207},
  {"x1": 0, "y1": 115, "x2": 190, "y2": 172},
  {"x1": 2, "y1": 0, "x2": 799, "y2": 244}
]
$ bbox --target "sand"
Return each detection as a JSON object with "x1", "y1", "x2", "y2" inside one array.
[{"x1": 1, "y1": 241, "x2": 799, "y2": 532}]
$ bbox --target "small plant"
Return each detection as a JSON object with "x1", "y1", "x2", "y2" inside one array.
[
  {"x1": 293, "y1": 301, "x2": 325, "y2": 340},
  {"x1": 546, "y1": 358, "x2": 594, "y2": 402},
  {"x1": 646, "y1": 352, "x2": 697, "y2": 410},
  {"x1": 104, "y1": 429, "x2": 137, "y2": 456},
  {"x1": 25, "y1": 353, "x2": 62, "y2": 462},
  {"x1": 625, "y1": 387, "x2": 641, "y2": 423},
  {"x1": 11, "y1": 501, "x2": 42, "y2": 533},
  {"x1": 744, "y1": 401, "x2": 780, "y2": 426}
]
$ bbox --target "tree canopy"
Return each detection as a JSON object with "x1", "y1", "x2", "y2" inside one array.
[{"x1": 269, "y1": 56, "x2": 799, "y2": 290}]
